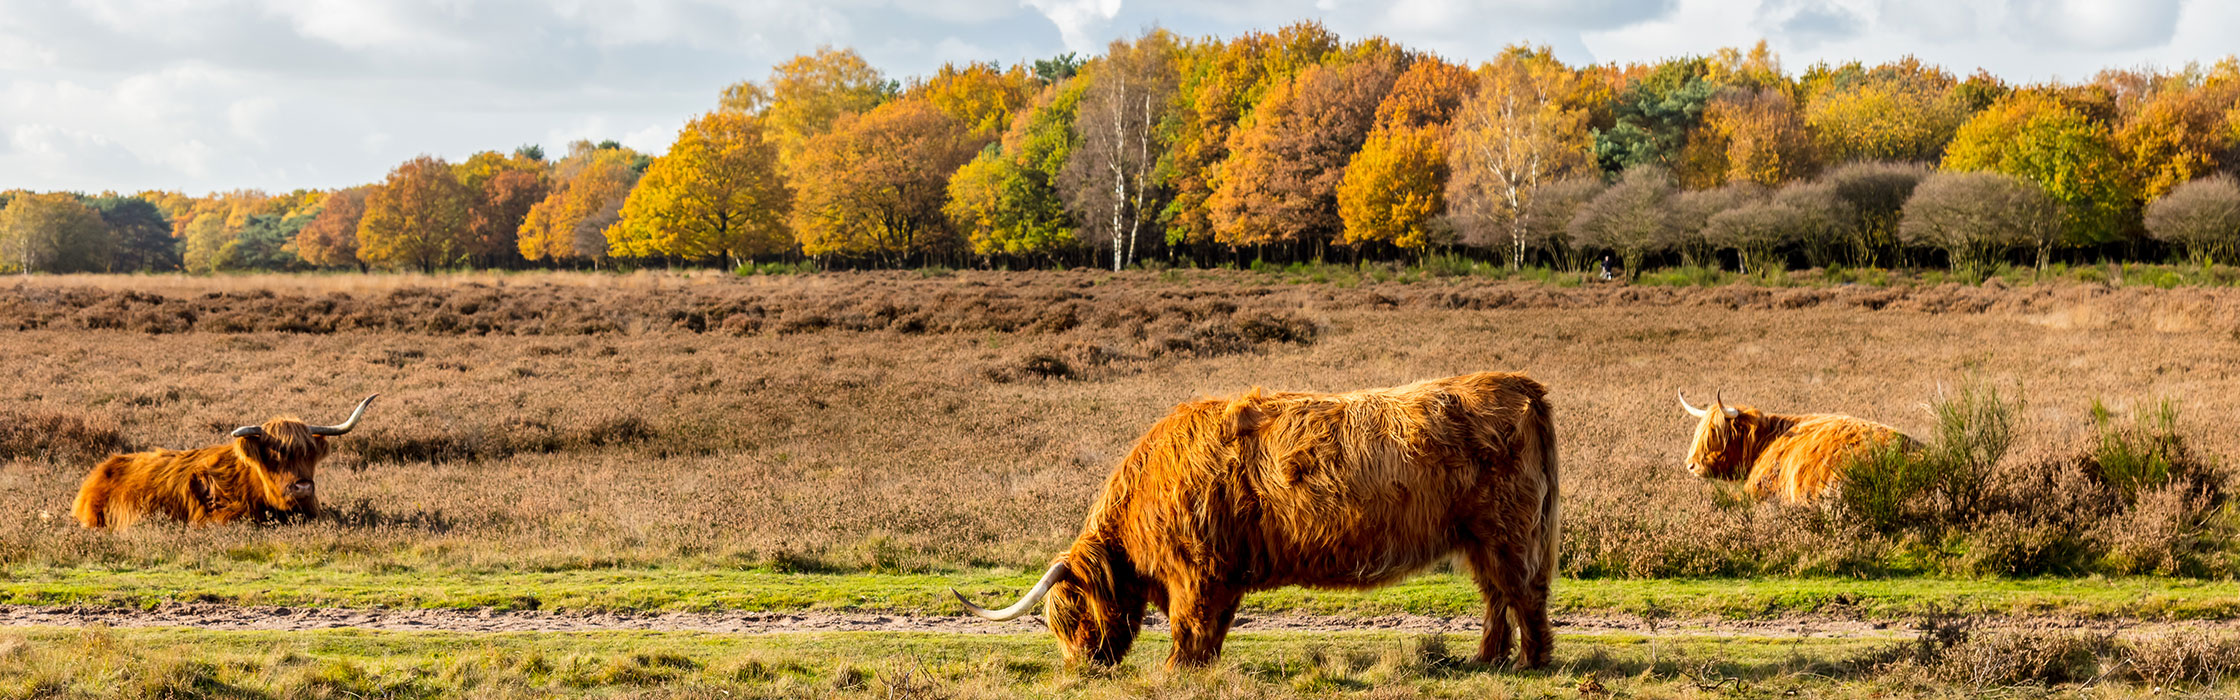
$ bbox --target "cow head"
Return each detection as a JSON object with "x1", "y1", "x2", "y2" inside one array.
[
  {"x1": 1679, "y1": 390, "x2": 1752, "y2": 480},
  {"x1": 228, "y1": 394, "x2": 377, "y2": 517},
  {"x1": 953, "y1": 543, "x2": 1147, "y2": 666}
]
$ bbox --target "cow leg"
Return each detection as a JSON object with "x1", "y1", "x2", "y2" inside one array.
[
  {"x1": 1462, "y1": 548, "x2": 1516, "y2": 665},
  {"x1": 1163, "y1": 583, "x2": 1243, "y2": 670}
]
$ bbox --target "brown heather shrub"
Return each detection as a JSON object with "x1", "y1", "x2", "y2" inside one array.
[
  {"x1": 1931, "y1": 629, "x2": 2115, "y2": 687},
  {"x1": 0, "y1": 408, "x2": 128, "y2": 463}
]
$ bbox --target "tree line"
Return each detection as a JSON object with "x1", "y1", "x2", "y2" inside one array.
[{"x1": 4, "y1": 23, "x2": 2238, "y2": 277}]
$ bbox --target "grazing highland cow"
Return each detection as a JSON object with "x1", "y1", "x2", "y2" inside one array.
[
  {"x1": 954, "y1": 373, "x2": 1560, "y2": 669},
  {"x1": 1679, "y1": 390, "x2": 1914, "y2": 504},
  {"x1": 73, "y1": 395, "x2": 377, "y2": 529}
]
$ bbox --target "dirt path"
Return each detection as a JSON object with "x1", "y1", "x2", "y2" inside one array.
[{"x1": 7, "y1": 604, "x2": 2235, "y2": 639}]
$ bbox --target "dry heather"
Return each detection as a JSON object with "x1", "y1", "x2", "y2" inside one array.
[{"x1": 0, "y1": 270, "x2": 2235, "y2": 577}]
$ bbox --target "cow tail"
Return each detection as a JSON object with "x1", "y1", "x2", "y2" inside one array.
[
  {"x1": 1526, "y1": 394, "x2": 1559, "y2": 592},
  {"x1": 73, "y1": 456, "x2": 123, "y2": 528}
]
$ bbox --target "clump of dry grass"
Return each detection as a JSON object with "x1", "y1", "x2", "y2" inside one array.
[{"x1": 0, "y1": 408, "x2": 128, "y2": 464}]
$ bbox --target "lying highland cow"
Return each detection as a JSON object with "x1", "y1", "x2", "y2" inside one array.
[
  {"x1": 1679, "y1": 390, "x2": 1914, "y2": 504},
  {"x1": 73, "y1": 395, "x2": 377, "y2": 529},
  {"x1": 954, "y1": 373, "x2": 1560, "y2": 669}
]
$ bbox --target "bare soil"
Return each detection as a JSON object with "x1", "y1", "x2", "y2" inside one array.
[{"x1": 7, "y1": 604, "x2": 2236, "y2": 640}]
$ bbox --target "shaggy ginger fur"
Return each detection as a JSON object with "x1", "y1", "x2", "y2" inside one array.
[
  {"x1": 1005, "y1": 372, "x2": 1560, "y2": 669},
  {"x1": 1683, "y1": 396, "x2": 1915, "y2": 504},
  {"x1": 74, "y1": 418, "x2": 331, "y2": 529}
]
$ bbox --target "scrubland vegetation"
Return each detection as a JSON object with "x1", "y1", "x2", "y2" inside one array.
[{"x1": 2, "y1": 270, "x2": 2235, "y2": 585}]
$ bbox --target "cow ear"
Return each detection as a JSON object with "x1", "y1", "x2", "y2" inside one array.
[{"x1": 1223, "y1": 390, "x2": 1265, "y2": 441}]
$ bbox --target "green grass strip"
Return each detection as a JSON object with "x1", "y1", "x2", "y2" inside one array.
[{"x1": 4, "y1": 564, "x2": 2234, "y2": 620}]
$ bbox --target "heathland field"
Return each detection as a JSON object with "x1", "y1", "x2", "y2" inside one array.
[{"x1": 3, "y1": 269, "x2": 2240, "y2": 697}]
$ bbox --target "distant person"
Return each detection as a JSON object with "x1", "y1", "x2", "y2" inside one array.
[{"x1": 1598, "y1": 255, "x2": 1615, "y2": 281}]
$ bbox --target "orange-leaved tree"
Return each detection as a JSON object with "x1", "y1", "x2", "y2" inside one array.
[
  {"x1": 293, "y1": 185, "x2": 371, "y2": 271},
  {"x1": 517, "y1": 142, "x2": 643, "y2": 265},
  {"x1": 357, "y1": 155, "x2": 472, "y2": 272},
  {"x1": 1209, "y1": 44, "x2": 1405, "y2": 251}
]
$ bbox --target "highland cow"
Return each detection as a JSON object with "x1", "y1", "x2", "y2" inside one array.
[
  {"x1": 954, "y1": 373, "x2": 1560, "y2": 669},
  {"x1": 1679, "y1": 390, "x2": 1915, "y2": 504},
  {"x1": 73, "y1": 395, "x2": 377, "y2": 529}
]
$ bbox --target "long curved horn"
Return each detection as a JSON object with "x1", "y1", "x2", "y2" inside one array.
[
  {"x1": 1679, "y1": 390, "x2": 1708, "y2": 418},
  {"x1": 953, "y1": 562, "x2": 1068, "y2": 621},
  {"x1": 309, "y1": 394, "x2": 378, "y2": 436},
  {"x1": 1714, "y1": 391, "x2": 1739, "y2": 418},
  {"x1": 231, "y1": 425, "x2": 266, "y2": 438}
]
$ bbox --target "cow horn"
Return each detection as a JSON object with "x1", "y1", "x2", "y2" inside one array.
[
  {"x1": 230, "y1": 425, "x2": 266, "y2": 438},
  {"x1": 953, "y1": 562, "x2": 1068, "y2": 622},
  {"x1": 1714, "y1": 391, "x2": 1739, "y2": 418},
  {"x1": 308, "y1": 394, "x2": 378, "y2": 436},
  {"x1": 1679, "y1": 390, "x2": 1708, "y2": 418}
]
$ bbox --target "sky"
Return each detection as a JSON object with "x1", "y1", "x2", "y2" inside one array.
[{"x1": 2, "y1": 0, "x2": 2234, "y2": 195}]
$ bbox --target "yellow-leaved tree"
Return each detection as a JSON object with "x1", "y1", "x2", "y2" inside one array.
[
  {"x1": 1337, "y1": 57, "x2": 1475, "y2": 250},
  {"x1": 610, "y1": 111, "x2": 791, "y2": 266}
]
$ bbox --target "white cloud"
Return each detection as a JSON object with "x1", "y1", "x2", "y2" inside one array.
[{"x1": 1023, "y1": 0, "x2": 1123, "y2": 54}]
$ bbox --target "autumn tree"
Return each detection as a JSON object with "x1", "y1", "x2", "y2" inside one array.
[
  {"x1": 1448, "y1": 47, "x2": 1596, "y2": 266},
  {"x1": 1569, "y1": 166, "x2": 1675, "y2": 278},
  {"x1": 1687, "y1": 88, "x2": 1819, "y2": 188},
  {"x1": 1802, "y1": 60, "x2": 1967, "y2": 163},
  {"x1": 789, "y1": 100, "x2": 979, "y2": 260},
  {"x1": 1209, "y1": 50, "x2": 1404, "y2": 251},
  {"x1": 0, "y1": 193, "x2": 112, "y2": 273},
  {"x1": 1160, "y1": 22, "x2": 1341, "y2": 246},
  {"x1": 294, "y1": 186, "x2": 370, "y2": 270},
  {"x1": 911, "y1": 62, "x2": 1038, "y2": 142},
  {"x1": 518, "y1": 142, "x2": 643, "y2": 265},
  {"x1": 947, "y1": 78, "x2": 1086, "y2": 257},
  {"x1": 2116, "y1": 79, "x2": 2238, "y2": 200},
  {"x1": 471, "y1": 169, "x2": 548, "y2": 267},
  {"x1": 2144, "y1": 174, "x2": 2240, "y2": 263},
  {"x1": 454, "y1": 150, "x2": 548, "y2": 267},
  {"x1": 723, "y1": 46, "x2": 896, "y2": 165},
  {"x1": 1900, "y1": 171, "x2": 2054, "y2": 276},
  {"x1": 86, "y1": 196, "x2": 177, "y2": 272},
  {"x1": 1062, "y1": 30, "x2": 1181, "y2": 270},
  {"x1": 178, "y1": 191, "x2": 269, "y2": 273},
  {"x1": 357, "y1": 156, "x2": 473, "y2": 272},
  {"x1": 611, "y1": 111, "x2": 790, "y2": 265},
  {"x1": 1332, "y1": 57, "x2": 1472, "y2": 251},
  {"x1": 1944, "y1": 91, "x2": 2133, "y2": 260}
]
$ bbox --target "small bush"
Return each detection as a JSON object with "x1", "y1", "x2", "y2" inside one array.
[{"x1": 0, "y1": 409, "x2": 128, "y2": 463}]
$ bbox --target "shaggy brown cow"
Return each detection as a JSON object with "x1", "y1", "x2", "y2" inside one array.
[
  {"x1": 1679, "y1": 391, "x2": 1914, "y2": 504},
  {"x1": 954, "y1": 372, "x2": 1559, "y2": 669},
  {"x1": 73, "y1": 395, "x2": 377, "y2": 529}
]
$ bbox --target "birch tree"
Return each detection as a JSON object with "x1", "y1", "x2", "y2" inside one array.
[
  {"x1": 1447, "y1": 46, "x2": 1595, "y2": 268},
  {"x1": 1062, "y1": 30, "x2": 1179, "y2": 271}
]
